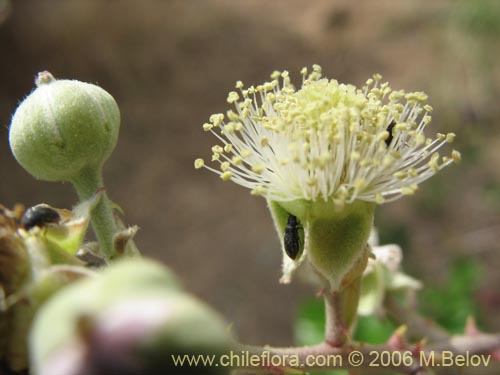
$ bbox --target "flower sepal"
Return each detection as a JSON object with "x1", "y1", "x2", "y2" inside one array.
[
  {"x1": 20, "y1": 190, "x2": 103, "y2": 259},
  {"x1": 271, "y1": 199, "x2": 375, "y2": 292}
]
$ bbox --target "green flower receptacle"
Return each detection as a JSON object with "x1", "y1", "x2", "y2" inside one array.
[
  {"x1": 307, "y1": 201, "x2": 375, "y2": 292},
  {"x1": 272, "y1": 199, "x2": 375, "y2": 292}
]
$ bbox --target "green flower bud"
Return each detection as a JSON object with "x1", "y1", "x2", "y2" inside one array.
[
  {"x1": 30, "y1": 259, "x2": 233, "y2": 375},
  {"x1": 9, "y1": 71, "x2": 120, "y2": 182}
]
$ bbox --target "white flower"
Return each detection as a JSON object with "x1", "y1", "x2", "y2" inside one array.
[{"x1": 195, "y1": 65, "x2": 459, "y2": 206}]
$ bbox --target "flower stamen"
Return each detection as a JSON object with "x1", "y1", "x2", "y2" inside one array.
[{"x1": 196, "y1": 66, "x2": 459, "y2": 205}]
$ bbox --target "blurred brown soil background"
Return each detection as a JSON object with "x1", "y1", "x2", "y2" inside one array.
[{"x1": 0, "y1": 0, "x2": 499, "y2": 345}]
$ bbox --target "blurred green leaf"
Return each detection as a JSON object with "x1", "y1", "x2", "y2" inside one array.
[
  {"x1": 419, "y1": 258, "x2": 482, "y2": 333},
  {"x1": 295, "y1": 298, "x2": 324, "y2": 346},
  {"x1": 453, "y1": 0, "x2": 500, "y2": 38},
  {"x1": 353, "y1": 316, "x2": 397, "y2": 344}
]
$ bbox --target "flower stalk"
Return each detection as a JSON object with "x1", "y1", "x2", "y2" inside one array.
[{"x1": 70, "y1": 166, "x2": 117, "y2": 258}]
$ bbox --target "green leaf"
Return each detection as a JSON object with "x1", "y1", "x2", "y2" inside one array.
[
  {"x1": 353, "y1": 316, "x2": 397, "y2": 344},
  {"x1": 295, "y1": 298, "x2": 324, "y2": 346},
  {"x1": 419, "y1": 258, "x2": 482, "y2": 333}
]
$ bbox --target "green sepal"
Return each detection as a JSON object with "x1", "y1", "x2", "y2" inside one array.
[
  {"x1": 44, "y1": 191, "x2": 102, "y2": 255},
  {"x1": 271, "y1": 199, "x2": 375, "y2": 291},
  {"x1": 267, "y1": 200, "x2": 305, "y2": 283}
]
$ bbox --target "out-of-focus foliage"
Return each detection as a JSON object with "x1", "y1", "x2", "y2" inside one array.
[
  {"x1": 452, "y1": 0, "x2": 500, "y2": 38},
  {"x1": 420, "y1": 258, "x2": 483, "y2": 333}
]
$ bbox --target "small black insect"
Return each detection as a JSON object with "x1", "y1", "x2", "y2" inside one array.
[
  {"x1": 21, "y1": 204, "x2": 60, "y2": 230},
  {"x1": 385, "y1": 120, "x2": 396, "y2": 147},
  {"x1": 284, "y1": 214, "x2": 302, "y2": 260}
]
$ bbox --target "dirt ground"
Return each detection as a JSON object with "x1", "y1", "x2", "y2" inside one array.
[{"x1": 0, "y1": 0, "x2": 499, "y2": 344}]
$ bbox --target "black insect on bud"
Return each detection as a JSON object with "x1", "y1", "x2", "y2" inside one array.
[
  {"x1": 385, "y1": 120, "x2": 396, "y2": 147},
  {"x1": 284, "y1": 214, "x2": 302, "y2": 260},
  {"x1": 21, "y1": 204, "x2": 60, "y2": 230}
]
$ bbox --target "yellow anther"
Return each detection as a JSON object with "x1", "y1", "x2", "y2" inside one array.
[
  {"x1": 227, "y1": 110, "x2": 240, "y2": 121},
  {"x1": 270, "y1": 71, "x2": 281, "y2": 80},
  {"x1": 220, "y1": 171, "x2": 233, "y2": 181},
  {"x1": 194, "y1": 158, "x2": 205, "y2": 169},
  {"x1": 224, "y1": 123, "x2": 235, "y2": 133},
  {"x1": 202, "y1": 123, "x2": 213, "y2": 131},
  {"x1": 220, "y1": 162, "x2": 230, "y2": 171},
  {"x1": 401, "y1": 185, "x2": 418, "y2": 195},
  {"x1": 378, "y1": 131, "x2": 390, "y2": 142},
  {"x1": 227, "y1": 91, "x2": 239, "y2": 103},
  {"x1": 395, "y1": 123, "x2": 410, "y2": 132},
  {"x1": 231, "y1": 156, "x2": 242, "y2": 165},
  {"x1": 252, "y1": 164, "x2": 265, "y2": 174},
  {"x1": 251, "y1": 186, "x2": 267, "y2": 196},
  {"x1": 312, "y1": 64, "x2": 322, "y2": 73},
  {"x1": 209, "y1": 113, "x2": 224, "y2": 127},
  {"x1": 241, "y1": 149, "x2": 251, "y2": 157},
  {"x1": 428, "y1": 153, "x2": 440, "y2": 172},
  {"x1": 416, "y1": 133, "x2": 425, "y2": 145},
  {"x1": 211, "y1": 145, "x2": 223, "y2": 154}
]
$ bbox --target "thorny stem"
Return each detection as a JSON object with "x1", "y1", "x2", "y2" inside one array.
[
  {"x1": 238, "y1": 332, "x2": 500, "y2": 375},
  {"x1": 385, "y1": 293, "x2": 450, "y2": 342},
  {"x1": 235, "y1": 290, "x2": 500, "y2": 374}
]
